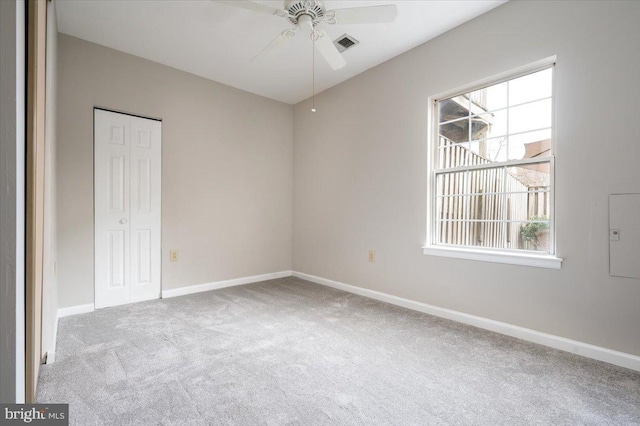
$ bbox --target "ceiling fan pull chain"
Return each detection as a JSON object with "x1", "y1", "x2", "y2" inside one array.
[{"x1": 311, "y1": 29, "x2": 316, "y2": 113}]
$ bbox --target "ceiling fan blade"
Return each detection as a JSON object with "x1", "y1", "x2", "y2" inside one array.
[
  {"x1": 327, "y1": 5, "x2": 398, "y2": 25},
  {"x1": 315, "y1": 31, "x2": 346, "y2": 70},
  {"x1": 252, "y1": 28, "x2": 296, "y2": 62},
  {"x1": 215, "y1": 1, "x2": 283, "y2": 16}
]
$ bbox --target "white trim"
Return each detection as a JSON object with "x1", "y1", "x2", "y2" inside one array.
[
  {"x1": 430, "y1": 56, "x2": 557, "y2": 102},
  {"x1": 292, "y1": 271, "x2": 640, "y2": 372},
  {"x1": 57, "y1": 303, "x2": 95, "y2": 318},
  {"x1": 435, "y1": 156, "x2": 550, "y2": 174},
  {"x1": 422, "y1": 245, "x2": 562, "y2": 269},
  {"x1": 15, "y1": 0, "x2": 26, "y2": 403},
  {"x1": 161, "y1": 271, "x2": 293, "y2": 299},
  {"x1": 55, "y1": 272, "x2": 294, "y2": 317},
  {"x1": 46, "y1": 313, "x2": 58, "y2": 364},
  {"x1": 427, "y1": 58, "x2": 559, "y2": 258}
]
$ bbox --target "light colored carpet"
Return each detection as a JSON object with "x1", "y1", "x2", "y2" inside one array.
[{"x1": 37, "y1": 277, "x2": 640, "y2": 425}]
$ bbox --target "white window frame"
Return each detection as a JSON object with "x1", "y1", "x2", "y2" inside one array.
[{"x1": 423, "y1": 58, "x2": 562, "y2": 269}]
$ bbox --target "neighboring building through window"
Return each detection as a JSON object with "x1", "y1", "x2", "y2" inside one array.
[{"x1": 430, "y1": 66, "x2": 554, "y2": 255}]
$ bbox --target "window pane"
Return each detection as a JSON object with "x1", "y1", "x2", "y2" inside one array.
[
  {"x1": 472, "y1": 109, "x2": 507, "y2": 140},
  {"x1": 465, "y1": 220, "x2": 508, "y2": 250},
  {"x1": 439, "y1": 118, "x2": 470, "y2": 144},
  {"x1": 509, "y1": 68, "x2": 552, "y2": 105},
  {"x1": 506, "y1": 193, "x2": 528, "y2": 248},
  {"x1": 436, "y1": 220, "x2": 475, "y2": 246},
  {"x1": 525, "y1": 190, "x2": 551, "y2": 219},
  {"x1": 436, "y1": 171, "x2": 467, "y2": 199},
  {"x1": 468, "y1": 191, "x2": 504, "y2": 217},
  {"x1": 515, "y1": 219, "x2": 550, "y2": 253},
  {"x1": 439, "y1": 95, "x2": 469, "y2": 123},
  {"x1": 507, "y1": 163, "x2": 551, "y2": 188},
  {"x1": 436, "y1": 196, "x2": 469, "y2": 221},
  {"x1": 480, "y1": 136, "x2": 508, "y2": 163},
  {"x1": 438, "y1": 134, "x2": 450, "y2": 149},
  {"x1": 467, "y1": 168, "x2": 508, "y2": 251},
  {"x1": 469, "y1": 81, "x2": 507, "y2": 112},
  {"x1": 437, "y1": 140, "x2": 476, "y2": 169},
  {"x1": 509, "y1": 98, "x2": 552, "y2": 134},
  {"x1": 435, "y1": 164, "x2": 552, "y2": 251},
  {"x1": 508, "y1": 129, "x2": 552, "y2": 160},
  {"x1": 466, "y1": 166, "x2": 506, "y2": 196}
]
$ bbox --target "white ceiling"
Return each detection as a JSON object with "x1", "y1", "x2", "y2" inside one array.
[{"x1": 56, "y1": 0, "x2": 507, "y2": 105}]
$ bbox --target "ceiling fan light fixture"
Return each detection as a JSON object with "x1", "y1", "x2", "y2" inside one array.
[
  {"x1": 285, "y1": 0, "x2": 325, "y2": 26},
  {"x1": 297, "y1": 14, "x2": 314, "y2": 33}
]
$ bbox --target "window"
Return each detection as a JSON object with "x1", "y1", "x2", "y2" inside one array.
[{"x1": 425, "y1": 64, "x2": 561, "y2": 268}]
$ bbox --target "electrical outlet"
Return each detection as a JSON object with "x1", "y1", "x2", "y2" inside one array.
[
  {"x1": 368, "y1": 250, "x2": 375, "y2": 262},
  {"x1": 169, "y1": 250, "x2": 178, "y2": 261}
]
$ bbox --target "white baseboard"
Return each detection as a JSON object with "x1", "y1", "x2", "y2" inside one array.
[
  {"x1": 57, "y1": 303, "x2": 95, "y2": 318},
  {"x1": 162, "y1": 271, "x2": 293, "y2": 299},
  {"x1": 50, "y1": 303, "x2": 95, "y2": 363},
  {"x1": 53, "y1": 271, "x2": 293, "y2": 321},
  {"x1": 46, "y1": 313, "x2": 59, "y2": 364},
  {"x1": 292, "y1": 271, "x2": 640, "y2": 372}
]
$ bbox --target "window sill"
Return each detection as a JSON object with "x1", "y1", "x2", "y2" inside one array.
[{"x1": 422, "y1": 245, "x2": 563, "y2": 269}]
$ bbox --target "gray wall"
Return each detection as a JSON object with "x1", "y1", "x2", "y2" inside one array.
[
  {"x1": 293, "y1": 0, "x2": 640, "y2": 356},
  {"x1": 0, "y1": 0, "x2": 25, "y2": 403},
  {"x1": 57, "y1": 34, "x2": 294, "y2": 308},
  {"x1": 41, "y1": 0, "x2": 58, "y2": 360}
]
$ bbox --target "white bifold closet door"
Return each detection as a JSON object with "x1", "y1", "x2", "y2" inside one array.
[{"x1": 94, "y1": 109, "x2": 162, "y2": 309}]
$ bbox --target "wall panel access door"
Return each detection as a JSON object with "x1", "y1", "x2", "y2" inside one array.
[{"x1": 94, "y1": 109, "x2": 161, "y2": 309}]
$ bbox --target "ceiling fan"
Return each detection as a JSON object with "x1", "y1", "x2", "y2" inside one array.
[{"x1": 216, "y1": 1, "x2": 398, "y2": 70}]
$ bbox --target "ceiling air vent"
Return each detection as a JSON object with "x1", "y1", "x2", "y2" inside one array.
[{"x1": 333, "y1": 34, "x2": 359, "y2": 53}]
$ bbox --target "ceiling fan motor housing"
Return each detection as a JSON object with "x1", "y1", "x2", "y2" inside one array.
[{"x1": 284, "y1": 0, "x2": 326, "y2": 26}]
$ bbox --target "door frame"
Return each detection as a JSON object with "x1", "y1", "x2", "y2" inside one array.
[
  {"x1": 92, "y1": 106, "x2": 163, "y2": 308},
  {"x1": 25, "y1": 0, "x2": 47, "y2": 404}
]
